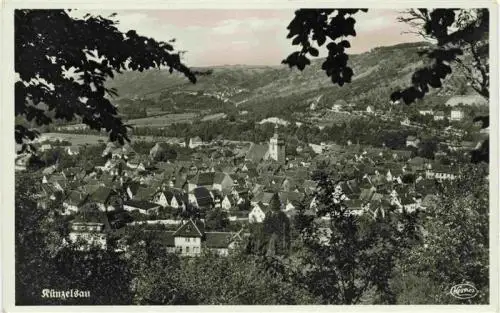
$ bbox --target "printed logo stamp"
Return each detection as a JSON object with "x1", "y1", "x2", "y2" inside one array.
[{"x1": 450, "y1": 284, "x2": 478, "y2": 299}]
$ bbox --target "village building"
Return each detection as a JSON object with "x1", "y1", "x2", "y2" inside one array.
[
  {"x1": 62, "y1": 190, "x2": 89, "y2": 215},
  {"x1": 189, "y1": 136, "x2": 204, "y2": 149},
  {"x1": 188, "y1": 187, "x2": 214, "y2": 209},
  {"x1": 68, "y1": 210, "x2": 131, "y2": 250},
  {"x1": 406, "y1": 136, "x2": 420, "y2": 148},
  {"x1": 450, "y1": 108, "x2": 465, "y2": 121},
  {"x1": 268, "y1": 124, "x2": 286, "y2": 163},
  {"x1": 156, "y1": 219, "x2": 242, "y2": 256},
  {"x1": 434, "y1": 111, "x2": 445, "y2": 121},
  {"x1": 89, "y1": 186, "x2": 119, "y2": 212},
  {"x1": 245, "y1": 125, "x2": 286, "y2": 164},
  {"x1": 249, "y1": 202, "x2": 268, "y2": 223},
  {"x1": 419, "y1": 109, "x2": 434, "y2": 116}
]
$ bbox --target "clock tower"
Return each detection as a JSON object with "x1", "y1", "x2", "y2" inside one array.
[{"x1": 269, "y1": 124, "x2": 285, "y2": 163}]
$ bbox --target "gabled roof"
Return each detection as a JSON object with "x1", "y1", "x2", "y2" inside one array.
[
  {"x1": 192, "y1": 187, "x2": 213, "y2": 206},
  {"x1": 253, "y1": 192, "x2": 275, "y2": 205},
  {"x1": 41, "y1": 183, "x2": 60, "y2": 196},
  {"x1": 173, "y1": 219, "x2": 205, "y2": 238},
  {"x1": 64, "y1": 190, "x2": 89, "y2": 206},
  {"x1": 152, "y1": 231, "x2": 175, "y2": 247},
  {"x1": 360, "y1": 188, "x2": 375, "y2": 202},
  {"x1": 135, "y1": 186, "x2": 156, "y2": 201},
  {"x1": 213, "y1": 172, "x2": 228, "y2": 185},
  {"x1": 81, "y1": 183, "x2": 100, "y2": 195},
  {"x1": 279, "y1": 191, "x2": 303, "y2": 204},
  {"x1": 50, "y1": 173, "x2": 67, "y2": 183},
  {"x1": 71, "y1": 210, "x2": 111, "y2": 231},
  {"x1": 196, "y1": 172, "x2": 215, "y2": 186},
  {"x1": 246, "y1": 143, "x2": 268, "y2": 163},
  {"x1": 190, "y1": 136, "x2": 203, "y2": 143},
  {"x1": 89, "y1": 186, "x2": 114, "y2": 204}
]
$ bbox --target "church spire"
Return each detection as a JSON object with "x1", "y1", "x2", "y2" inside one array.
[{"x1": 273, "y1": 123, "x2": 279, "y2": 138}]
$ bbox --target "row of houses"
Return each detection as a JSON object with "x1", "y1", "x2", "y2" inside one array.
[
  {"x1": 68, "y1": 208, "x2": 245, "y2": 257},
  {"x1": 418, "y1": 108, "x2": 465, "y2": 121}
]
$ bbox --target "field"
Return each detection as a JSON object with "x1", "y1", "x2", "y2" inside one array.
[
  {"x1": 127, "y1": 113, "x2": 197, "y2": 127},
  {"x1": 38, "y1": 133, "x2": 169, "y2": 146},
  {"x1": 201, "y1": 113, "x2": 227, "y2": 122}
]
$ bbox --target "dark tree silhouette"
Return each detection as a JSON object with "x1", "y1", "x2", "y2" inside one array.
[
  {"x1": 293, "y1": 168, "x2": 409, "y2": 304},
  {"x1": 394, "y1": 9, "x2": 489, "y2": 163},
  {"x1": 393, "y1": 9, "x2": 489, "y2": 103},
  {"x1": 15, "y1": 10, "x2": 197, "y2": 152},
  {"x1": 283, "y1": 9, "x2": 368, "y2": 86},
  {"x1": 284, "y1": 8, "x2": 489, "y2": 163}
]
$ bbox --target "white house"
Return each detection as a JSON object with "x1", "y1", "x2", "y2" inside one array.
[
  {"x1": 419, "y1": 109, "x2": 434, "y2": 116},
  {"x1": 161, "y1": 219, "x2": 241, "y2": 257},
  {"x1": 69, "y1": 222, "x2": 108, "y2": 250},
  {"x1": 450, "y1": 109, "x2": 464, "y2": 121},
  {"x1": 152, "y1": 191, "x2": 170, "y2": 207},
  {"x1": 221, "y1": 195, "x2": 234, "y2": 211},
  {"x1": 249, "y1": 203, "x2": 268, "y2": 223},
  {"x1": 189, "y1": 137, "x2": 203, "y2": 149}
]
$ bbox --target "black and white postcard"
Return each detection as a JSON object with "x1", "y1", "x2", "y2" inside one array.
[{"x1": 1, "y1": 1, "x2": 498, "y2": 312}]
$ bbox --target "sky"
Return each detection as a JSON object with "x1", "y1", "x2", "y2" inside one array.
[{"x1": 72, "y1": 9, "x2": 423, "y2": 67}]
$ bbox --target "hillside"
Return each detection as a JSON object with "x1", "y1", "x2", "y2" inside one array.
[{"x1": 105, "y1": 41, "x2": 478, "y2": 116}]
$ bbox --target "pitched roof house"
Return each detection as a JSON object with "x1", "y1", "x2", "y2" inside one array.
[
  {"x1": 63, "y1": 190, "x2": 89, "y2": 215},
  {"x1": 189, "y1": 187, "x2": 214, "y2": 209}
]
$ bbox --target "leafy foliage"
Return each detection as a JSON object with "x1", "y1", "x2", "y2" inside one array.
[
  {"x1": 392, "y1": 9, "x2": 489, "y2": 104},
  {"x1": 205, "y1": 208, "x2": 230, "y2": 231},
  {"x1": 292, "y1": 168, "x2": 415, "y2": 304},
  {"x1": 398, "y1": 164, "x2": 489, "y2": 304},
  {"x1": 15, "y1": 9, "x2": 196, "y2": 152},
  {"x1": 283, "y1": 9, "x2": 368, "y2": 86}
]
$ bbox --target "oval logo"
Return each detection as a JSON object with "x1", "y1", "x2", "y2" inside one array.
[{"x1": 450, "y1": 284, "x2": 478, "y2": 299}]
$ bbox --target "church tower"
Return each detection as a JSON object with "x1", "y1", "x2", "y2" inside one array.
[{"x1": 269, "y1": 124, "x2": 285, "y2": 163}]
